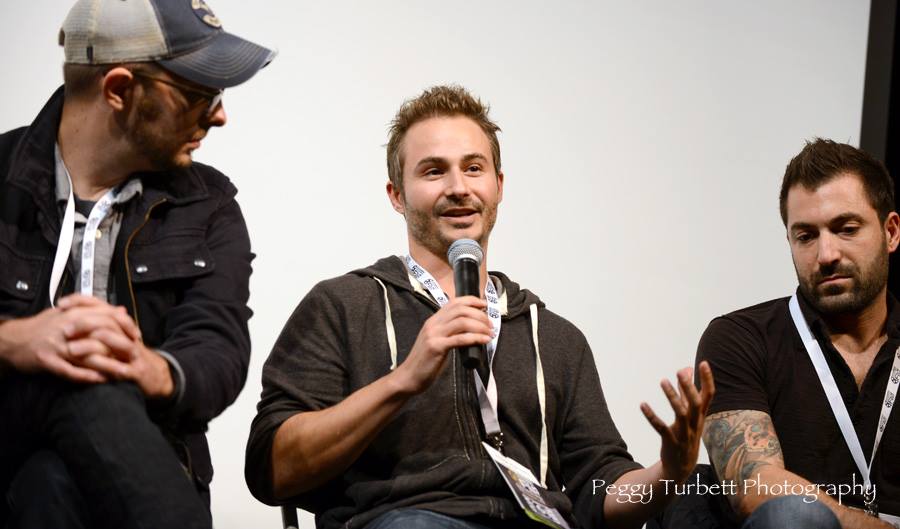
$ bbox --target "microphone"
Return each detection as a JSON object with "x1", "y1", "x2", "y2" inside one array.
[{"x1": 447, "y1": 239, "x2": 489, "y2": 380}]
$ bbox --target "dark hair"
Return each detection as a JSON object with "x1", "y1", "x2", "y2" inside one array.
[
  {"x1": 63, "y1": 63, "x2": 108, "y2": 100},
  {"x1": 387, "y1": 85, "x2": 501, "y2": 191},
  {"x1": 779, "y1": 138, "x2": 895, "y2": 224},
  {"x1": 63, "y1": 62, "x2": 159, "y2": 101}
]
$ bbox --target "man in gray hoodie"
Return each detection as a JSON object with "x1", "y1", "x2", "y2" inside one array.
[{"x1": 247, "y1": 85, "x2": 714, "y2": 529}]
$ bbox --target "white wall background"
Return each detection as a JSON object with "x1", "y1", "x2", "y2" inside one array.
[{"x1": 0, "y1": 1, "x2": 870, "y2": 528}]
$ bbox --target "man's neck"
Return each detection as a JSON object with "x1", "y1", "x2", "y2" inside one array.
[
  {"x1": 822, "y1": 289, "x2": 889, "y2": 355},
  {"x1": 408, "y1": 240, "x2": 489, "y2": 299},
  {"x1": 57, "y1": 99, "x2": 139, "y2": 200}
]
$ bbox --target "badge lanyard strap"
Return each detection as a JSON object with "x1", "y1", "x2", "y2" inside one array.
[
  {"x1": 48, "y1": 147, "x2": 118, "y2": 305},
  {"x1": 789, "y1": 294, "x2": 900, "y2": 514},
  {"x1": 405, "y1": 255, "x2": 502, "y2": 438}
]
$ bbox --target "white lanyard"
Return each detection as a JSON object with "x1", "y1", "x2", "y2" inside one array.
[
  {"x1": 789, "y1": 294, "x2": 900, "y2": 516},
  {"x1": 405, "y1": 255, "x2": 502, "y2": 438},
  {"x1": 48, "y1": 147, "x2": 118, "y2": 304}
]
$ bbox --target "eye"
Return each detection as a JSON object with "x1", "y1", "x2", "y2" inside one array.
[
  {"x1": 465, "y1": 164, "x2": 483, "y2": 173},
  {"x1": 423, "y1": 167, "x2": 443, "y2": 177},
  {"x1": 840, "y1": 225, "x2": 860, "y2": 235},
  {"x1": 795, "y1": 232, "x2": 814, "y2": 243}
]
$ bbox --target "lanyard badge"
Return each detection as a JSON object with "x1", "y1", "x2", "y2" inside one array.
[{"x1": 789, "y1": 294, "x2": 900, "y2": 518}]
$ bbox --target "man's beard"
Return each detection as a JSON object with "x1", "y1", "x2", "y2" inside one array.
[
  {"x1": 125, "y1": 96, "x2": 191, "y2": 170},
  {"x1": 797, "y1": 243, "x2": 889, "y2": 315},
  {"x1": 405, "y1": 195, "x2": 498, "y2": 258}
]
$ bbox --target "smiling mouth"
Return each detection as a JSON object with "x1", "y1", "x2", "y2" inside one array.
[{"x1": 441, "y1": 208, "x2": 478, "y2": 218}]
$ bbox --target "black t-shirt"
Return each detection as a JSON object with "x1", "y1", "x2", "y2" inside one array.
[{"x1": 696, "y1": 290, "x2": 900, "y2": 515}]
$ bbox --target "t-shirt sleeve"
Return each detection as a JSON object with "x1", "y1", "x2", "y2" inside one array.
[
  {"x1": 695, "y1": 315, "x2": 770, "y2": 416},
  {"x1": 245, "y1": 280, "x2": 350, "y2": 505}
]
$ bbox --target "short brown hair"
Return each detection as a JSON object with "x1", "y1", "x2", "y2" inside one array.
[
  {"x1": 779, "y1": 138, "x2": 895, "y2": 224},
  {"x1": 63, "y1": 62, "x2": 159, "y2": 101},
  {"x1": 63, "y1": 63, "x2": 108, "y2": 100},
  {"x1": 386, "y1": 85, "x2": 501, "y2": 191}
]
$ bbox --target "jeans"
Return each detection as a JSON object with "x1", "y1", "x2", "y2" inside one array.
[
  {"x1": 0, "y1": 374, "x2": 211, "y2": 529},
  {"x1": 5, "y1": 450, "x2": 90, "y2": 529},
  {"x1": 365, "y1": 510, "x2": 500, "y2": 529},
  {"x1": 741, "y1": 495, "x2": 840, "y2": 529}
]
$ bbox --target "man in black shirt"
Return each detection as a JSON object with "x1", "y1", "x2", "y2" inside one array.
[{"x1": 697, "y1": 139, "x2": 900, "y2": 529}]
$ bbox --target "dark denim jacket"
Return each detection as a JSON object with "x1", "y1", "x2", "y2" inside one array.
[{"x1": 0, "y1": 87, "x2": 254, "y2": 491}]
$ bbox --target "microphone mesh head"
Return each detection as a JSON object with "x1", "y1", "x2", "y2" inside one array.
[{"x1": 447, "y1": 239, "x2": 483, "y2": 266}]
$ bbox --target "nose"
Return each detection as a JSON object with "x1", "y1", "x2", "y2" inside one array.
[
  {"x1": 205, "y1": 102, "x2": 227, "y2": 128},
  {"x1": 444, "y1": 167, "x2": 470, "y2": 198},
  {"x1": 816, "y1": 232, "x2": 841, "y2": 267}
]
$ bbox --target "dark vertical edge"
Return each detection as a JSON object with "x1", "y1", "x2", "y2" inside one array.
[
  {"x1": 860, "y1": 0, "x2": 900, "y2": 297},
  {"x1": 860, "y1": 0, "x2": 897, "y2": 161}
]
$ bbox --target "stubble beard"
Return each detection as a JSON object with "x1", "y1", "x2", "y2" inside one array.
[
  {"x1": 797, "y1": 243, "x2": 889, "y2": 315},
  {"x1": 405, "y1": 195, "x2": 499, "y2": 258},
  {"x1": 126, "y1": 96, "x2": 192, "y2": 171}
]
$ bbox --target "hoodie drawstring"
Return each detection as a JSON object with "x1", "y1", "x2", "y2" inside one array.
[
  {"x1": 373, "y1": 277, "x2": 398, "y2": 369},
  {"x1": 374, "y1": 278, "x2": 548, "y2": 487},
  {"x1": 530, "y1": 303, "x2": 548, "y2": 487}
]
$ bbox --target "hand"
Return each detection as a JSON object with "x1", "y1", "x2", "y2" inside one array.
[
  {"x1": 392, "y1": 295, "x2": 493, "y2": 395},
  {"x1": 0, "y1": 295, "x2": 141, "y2": 383},
  {"x1": 59, "y1": 295, "x2": 174, "y2": 399},
  {"x1": 640, "y1": 361, "x2": 715, "y2": 483}
]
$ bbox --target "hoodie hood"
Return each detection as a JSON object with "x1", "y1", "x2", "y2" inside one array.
[{"x1": 350, "y1": 255, "x2": 545, "y2": 319}]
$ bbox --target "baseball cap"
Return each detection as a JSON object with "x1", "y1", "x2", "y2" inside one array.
[{"x1": 59, "y1": 0, "x2": 276, "y2": 89}]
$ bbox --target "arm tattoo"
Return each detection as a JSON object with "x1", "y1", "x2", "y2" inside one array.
[{"x1": 703, "y1": 410, "x2": 784, "y2": 491}]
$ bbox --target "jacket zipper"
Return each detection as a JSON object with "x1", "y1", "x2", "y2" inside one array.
[
  {"x1": 124, "y1": 198, "x2": 167, "y2": 328},
  {"x1": 410, "y1": 290, "x2": 484, "y2": 457}
]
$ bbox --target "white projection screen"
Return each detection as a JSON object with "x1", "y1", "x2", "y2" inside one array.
[{"x1": 0, "y1": 2, "x2": 870, "y2": 528}]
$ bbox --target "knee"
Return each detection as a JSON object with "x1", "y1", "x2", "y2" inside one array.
[
  {"x1": 7, "y1": 451, "x2": 86, "y2": 517},
  {"x1": 62, "y1": 381, "x2": 145, "y2": 414},
  {"x1": 745, "y1": 495, "x2": 839, "y2": 529}
]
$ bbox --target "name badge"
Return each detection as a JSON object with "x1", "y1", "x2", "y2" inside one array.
[{"x1": 483, "y1": 443, "x2": 572, "y2": 529}]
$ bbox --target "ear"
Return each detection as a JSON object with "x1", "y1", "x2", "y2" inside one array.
[
  {"x1": 496, "y1": 171, "x2": 504, "y2": 204},
  {"x1": 386, "y1": 180, "x2": 405, "y2": 215},
  {"x1": 101, "y1": 67, "x2": 136, "y2": 112},
  {"x1": 885, "y1": 211, "x2": 900, "y2": 254}
]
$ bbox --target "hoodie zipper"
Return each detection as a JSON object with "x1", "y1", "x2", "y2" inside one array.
[{"x1": 410, "y1": 289, "x2": 484, "y2": 460}]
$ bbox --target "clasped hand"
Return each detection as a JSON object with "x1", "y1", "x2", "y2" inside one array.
[{"x1": 0, "y1": 294, "x2": 173, "y2": 398}]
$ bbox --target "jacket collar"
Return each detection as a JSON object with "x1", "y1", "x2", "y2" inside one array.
[{"x1": 7, "y1": 87, "x2": 211, "y2": 226}]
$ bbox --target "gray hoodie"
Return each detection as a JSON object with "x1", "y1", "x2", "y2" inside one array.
[{"x1": 246, "y1": 256, "x2": 641, "y2": 528}]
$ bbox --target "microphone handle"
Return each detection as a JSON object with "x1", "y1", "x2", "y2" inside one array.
[{"x1": 454, "y1": 258, "x2": 487, "y2": 377}]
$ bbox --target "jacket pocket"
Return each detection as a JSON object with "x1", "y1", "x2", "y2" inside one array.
[
  {"x1": 128, "y1": 231, "x2": 215, "y2": 284},
  {"x1": 0, "y1": 240, "x2": 44, "y2": 316}
]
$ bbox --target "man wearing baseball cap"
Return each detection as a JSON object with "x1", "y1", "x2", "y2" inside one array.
[{"x1": 0, "y1": 1, "x2": 274, "y2": 528}]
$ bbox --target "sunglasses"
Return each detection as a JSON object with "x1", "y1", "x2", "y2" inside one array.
[{"x1": 131, "y1": 71, "x2": 223, "y2": 117}]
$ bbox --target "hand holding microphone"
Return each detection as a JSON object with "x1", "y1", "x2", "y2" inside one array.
[
  {"x1": 447, "y1": 239, "x2": 490, "y2": 381},
  {"x1": 393, "y1": 239, "x2": 492, "y2": 395}
]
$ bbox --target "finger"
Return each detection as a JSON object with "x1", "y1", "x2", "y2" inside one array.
[
  {"x1": 441, "y1": 315, "x2": 494, "y2": 338},
  {"x1": 66, "y1": 338, "x2": 113, "y2": 359},
  {"x1": 77, "y1": 354, "x2": 133, "y2": 380},
  {"x1": 438, "y1": 302, "x2": 491, "y2": 322},
  {"x1": 41, "y1": 353, "x2": 107, "y2": 384},
  {"x1": 661, "y1": 378, "x2": 688, "y2": 418},
  {"x1": 698, "y1": 361, "x2": 716, "y2": 411},
  {"x1": 57, "y1": 294, "x2": 105, "y2": 310},
  {"x1": 449, "y1": 296, "x2": 487, "y2": 309},
  {"x1": 63, "y1": 311, "x2": 139, "y2": 341},
  {"x1": 89, "y1": 328, "x2": 138, "y2": 362},
  {"x1": 676, "y1": 368, "x2": 703, "y2": 421},
  {"x1": 110, "y1": 306, "x2": 141, "y2": 341},
  {"x1": 640, "y1": 402, "x2": 677, "y2": 445},
  {"x1": 441, "y1": 332, "x2": 494, "y2": 350}
]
